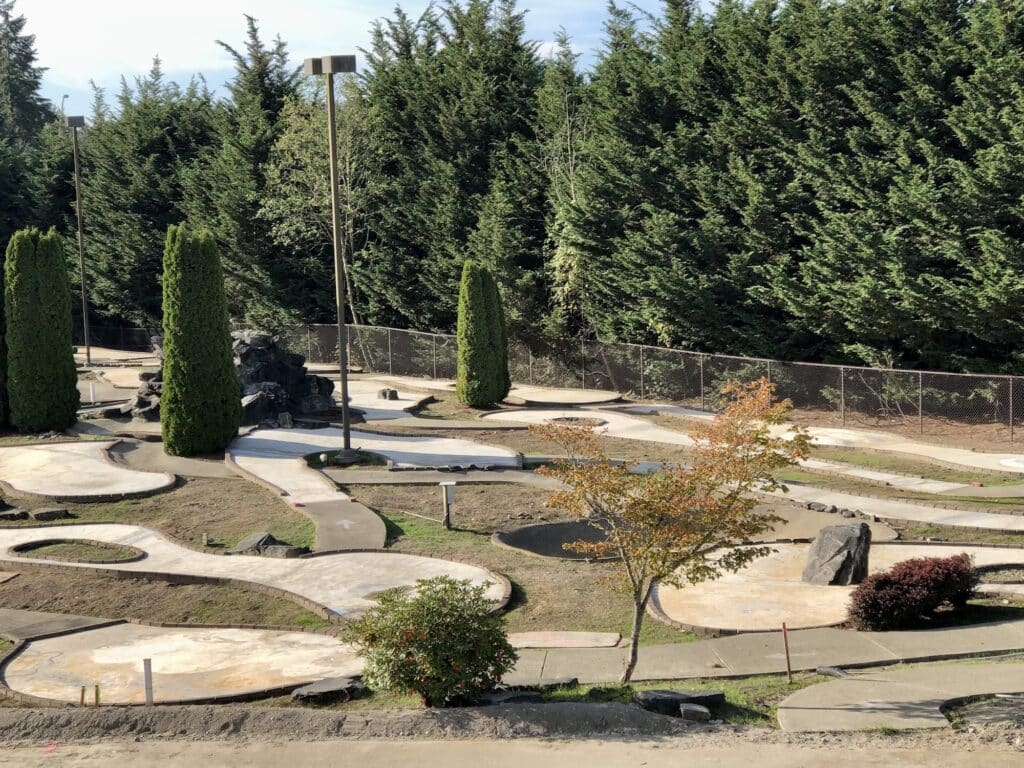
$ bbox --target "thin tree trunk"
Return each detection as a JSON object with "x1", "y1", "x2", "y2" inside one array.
[{"x1": 622, "y1": 586, "x2": 652, "y2": 684}]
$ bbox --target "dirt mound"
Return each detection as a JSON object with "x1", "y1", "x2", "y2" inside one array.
[{"x1": 0, "y1": 703, "x2": 685, "y2": 743}]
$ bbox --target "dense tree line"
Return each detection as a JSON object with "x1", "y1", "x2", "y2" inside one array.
[{"x1": 4, "y1": 0, "x2": 1024, "y2": 373}]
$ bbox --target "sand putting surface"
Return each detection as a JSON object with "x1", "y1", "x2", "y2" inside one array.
[
  {"x1": 652, "y1": 543, "x2": 1024, "y2": 633},
  {"x1": 0, "y1": 441, "x2": 175, "y2": 500},
  {"x1": 2, "y1": 623, "x2": 361, "y2": 704}
]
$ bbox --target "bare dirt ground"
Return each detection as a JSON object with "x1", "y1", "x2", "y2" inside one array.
[
  {"x1": 0, "y1": 705, "x2": 1022, "y2": 767},
  {"x1": 0, "y1": 569, "x2": 328, "y2": 628},
  {"x1": 342, "y1": 482, "x2": 567, "y2": 533},
  {"x1": 0, "y1": 477, "x2": 315, "y2": 550}
]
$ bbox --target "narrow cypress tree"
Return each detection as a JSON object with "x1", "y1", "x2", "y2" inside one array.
[
  {"x1": 4, "y1": 228, "x2": 79, "y2": 432},
  {"x1": 160, "y1": 224, "x2": 241, "y2": 456},
  {"x1": 481, "y1": 266, "x2": 510, "y2": 401},
  {"x1": 456, "y1": 259, "x2": 504, "y2": 407}
]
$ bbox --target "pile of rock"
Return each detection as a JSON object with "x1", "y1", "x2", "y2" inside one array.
[
  {"x1": 802, "y1": 523, "x2": 872, "y2": 586},
  {"x1": 234, "y1": 332, "x2": 335, "y2": 426},
  {"x1": 227, "y1": 531, "x2": 309, "y2": 559},
  {"x1": 124, "y1": 331, "x2": 336, "y2": 426}
]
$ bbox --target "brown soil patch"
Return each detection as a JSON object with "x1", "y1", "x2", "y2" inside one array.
[
  {"x1": 0, "y1": 477, "x2": 315, "y2": 550},
  {"x1": 342, "y1": 483, "x2": 567, "y2": 533},
  {"x1": 0, "y1": 569, "x2": 329, "y2": 628},
  {"x1": 13, "y1": 540, "x2": 140, "y2": 563}
]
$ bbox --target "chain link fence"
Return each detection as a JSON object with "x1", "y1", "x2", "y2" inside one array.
[{"x1": 81, "y1": 322, "x2": 1024, "y2": 446}]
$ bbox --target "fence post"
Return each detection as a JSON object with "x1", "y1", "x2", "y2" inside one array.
[
  {"x1": 529, "y1": 348, "x2": 534, "y2": 386},
  {"x1": 639, "y1": 346, "x2": 645, "y2": 401},
  {"x1": 918, "y1": 371, "x2": 924, "y2": 435},
  {"x1": 432, "y1": 335, "x2": 437, "y2": 380},
  {"x1": 766, "y1": 360, "x2": 772, "y2": 389},
  {"x1": 387, "y1": 328, "x2": 393, "y2": 376},
  {"x1": 699, "y1": 355, "x2": 706, "y2": 411},
  {"x1": 306, "y1": 325, "x2": 312, "y2": 363},
  {"x1": 840, "y1": 367, "x2": 846, "y2": 427},
  {"x1": 1011, "y1": 377, "x2": 1015, "y2": 444}
]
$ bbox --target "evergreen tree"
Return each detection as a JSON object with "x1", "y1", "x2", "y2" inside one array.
[
  {"x1": 456, "y1": 259, "x2": 504, "y2": 406},
  {"x1": 0, "y1": 0, "x2": 52, "y2": 143},
  {"x1": 481, "y1": 265, "x2": 510, "y2": 399},
  {"x1": 160, "y1": 224, "x2": 241, "y2": 456},
  {"x1": 83, "y1": 62, "x2": 216, "y2": 326},
  {"x1": 4, "y1": 228, "x2": 79, "y2": 432},
  {"x1": 359, "y1": 0, "x2": 543, "y2": 331},
  {"x1": 181, "y1": 16, "x2": 300, "y2": 329}
]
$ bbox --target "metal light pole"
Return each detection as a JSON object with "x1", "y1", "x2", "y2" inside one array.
[
  {"x1": 304, "y1": 55, "x2": 356, "y2": 451},
  {"x1": 65, "y1": 115, "x2": 91, "y2": 366}
]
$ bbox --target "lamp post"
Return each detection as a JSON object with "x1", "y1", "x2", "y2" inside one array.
[
  {"x1": 304, "y1": 54, "x2": 356, "y2": 451},
  {"x1": 65, "y1": 115, "x2": 91, "y2": 366}
]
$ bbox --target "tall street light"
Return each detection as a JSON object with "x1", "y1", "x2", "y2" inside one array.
[
  {"x1": 304, "y1": 54, "x2": 356, "y2": 452},
  {"x1": 65, "y1": 115, "x2": 91, "y2": 366}
]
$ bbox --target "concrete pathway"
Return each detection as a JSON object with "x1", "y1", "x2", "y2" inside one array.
[
  {"x1": 506, "y1": 619, "x2": 1024, "y2": 686},
  {"x1": 652, "y1": 542, "x2": 1024, "y2": 632},
  {"x1": 0, "y1": 523, "x2": 507, "y2": 618},
  {"x1": 3, "y1": 622, "x2": 360, "y2": 705},
  {"x1": 777, "y1": 661, "x2": 1024, "y2": 732},
  {"x1": 227, "y1": 427, "x2": 520, "y2": 549},
  {"x1": 0, "y1": 441, "x2": 175, "y2": 501},
  {"x1": 780, "y1": 482, "x2": 1024, "y2": 532},
  {"x1": 363, "y1": 376, "x2": 620, "y2": 406}
]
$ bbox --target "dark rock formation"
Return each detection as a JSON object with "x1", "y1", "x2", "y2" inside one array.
[
  {"x1": 130, "y1": 331, "x2": 335, "y2": 426},
  {"x1": 802, "y1": 523, "x2": 872, "y2": 586}
]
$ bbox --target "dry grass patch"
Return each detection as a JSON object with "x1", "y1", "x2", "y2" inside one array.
[
  {"x1": 342, "y1": 482, "x2": 566, "y2": 533},
  {"x1": 0, "y1": 569, "x2": 329, "y2": 628},
  {"x1": 0, "y1": 477, "x2": 315, "y2": 550}
]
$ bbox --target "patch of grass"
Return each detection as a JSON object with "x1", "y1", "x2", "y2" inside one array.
[
  {"x1": 379, "y1": 511, "x2": 694, "y2": 646},
  {"x1": 0, "y1": 477, "x2": 316, "y2": 550},
  {"x1": 808, "y1": 446, "x2": 1024, "y2": 485},
  {"x1": 343, "y1": 482, "x2": 561, "y2": 534},
  {"x1": 0, "y1": 569, "x2": 330, "y2": 628},
  {"x1": 888, "y1": 520, "x2": 1024, "y2": 547},
  {"x1": 545, "y1": 674, "x2": 825, "y2": 726},
  {"x1": 253, "y1": 688, "x2": 422, "y2": 711},
  {"x1": 16, "y1": 540, "x2": 139, "y2": 563}
]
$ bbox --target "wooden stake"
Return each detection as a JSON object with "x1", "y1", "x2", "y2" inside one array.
[
  {"x1": 79, "y1": 686, "x2": 85, "y2": 707},
  {"x1": 143, "y1": 658, "x2": 154, "y2": 705},
  {"x1": 94, "y1": 685, "x2": 100, "y2": 707},
  {"x1": 782, "y1": 623, "x2": 793, "y2": 684}
]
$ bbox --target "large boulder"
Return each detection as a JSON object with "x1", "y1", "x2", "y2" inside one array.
[{"x1": 801, "y1": 523, "x2": 871, "y2": 586}]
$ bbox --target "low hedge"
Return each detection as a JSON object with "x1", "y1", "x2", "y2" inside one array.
[{"x1": 847, "y1": 553, "x2": 977, "y2": 631}]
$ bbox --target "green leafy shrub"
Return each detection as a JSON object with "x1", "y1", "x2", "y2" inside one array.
[
  {"x1": 456, "y1": 260, "x2": 508, "y2": 406},
  {"x1": 848, "y1": 553, "x2": 977, "y2": 630},
  {"x1": 4, "y1": 228, "x2": 79, "y2": 432},
  {"x1": 347, "y1": 576, "x2": 516, "y2": 707},
  {"x1": 160, "y1": 224, "x2": 241, "y2": 456}
]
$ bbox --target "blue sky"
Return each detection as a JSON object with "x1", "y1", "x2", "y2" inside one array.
[{"x1": 20, "y1": 1, "x2": 673, "y2": 114}]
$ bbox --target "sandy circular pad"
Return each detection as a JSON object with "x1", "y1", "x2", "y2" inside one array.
[{"x1": 3, "y1": 623, "x2": 361, "y2": 704}]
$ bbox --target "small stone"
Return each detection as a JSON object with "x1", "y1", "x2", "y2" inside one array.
[
  {"x1": 679, "y1": 703, "x2": 711, "y2": 721},
  {"x1": 840, "y1": 509, "x2": 856, "y2": 518},
  {"x1": 277, "y1": 412, "x2": 294, "y2": 429},
  {"x1": 807, "y1": 502, "x2": 828, "y2": 512},
  {"x1": 261, "y1": 544, "x2": 307, "y2": 558},
  {"x1": 30, "y1": 507, "x2": 70, "y2": 521},
  {"x1": 635, "y1": 689, "x2": 723, "y2": 716}
]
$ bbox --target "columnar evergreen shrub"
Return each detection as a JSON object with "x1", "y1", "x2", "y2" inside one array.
[
  {"x1": 481, "y1": 267, "x2": 510, "y2": 401},
  {"x1": 0, "y1": 237, "x2": 7, "y2": 427},
  {"x1": 3, "y1": 228, "x2": 79, "y2": 432},
  {"x1": 456, "y1": 259, "x2": 506, "y2": 407},
  {"x1": 160, "y1": 224, "x2": 241, "y2": 456},
  {"x1": 347, "y1": 576, "x2": 517, "y2": 707},
  {"x1": 848, "y1": 553, "x2": 977, "y2": 631}
]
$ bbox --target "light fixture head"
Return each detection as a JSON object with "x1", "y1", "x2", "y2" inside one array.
[{"x1": 65, "y1": 115, "x2": 85, "y2": 128}]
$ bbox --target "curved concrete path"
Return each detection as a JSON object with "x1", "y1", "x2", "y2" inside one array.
[
  {"x1": 653, "y1": 543, "x2": 1024, "y2": 633},
  {"x1": 481, "y1": 408, "x2": 1024, "y2": 531},
  {"x1": 0, "y1": 523, "x2": 507, "y2": 617},
  {"x1": 228, "y1": 427, "x2": 521, "y2": 549},
  {"x1": 363, "y1": 376, "x2": 620, "y2": 406},
  {"x1": 3, "y1": 622, "x2": 361, "y2": 705},
  {"x1": 777, "y1": 661, "x2": 1024, "y2": 732},
  {"x1": 0, "y1": 441, "x2": 175, "y2": 501}
]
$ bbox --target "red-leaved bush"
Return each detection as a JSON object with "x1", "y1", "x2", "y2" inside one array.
[{"x1": 847, "y1": 553, "x2": 977, "y2": 631}]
